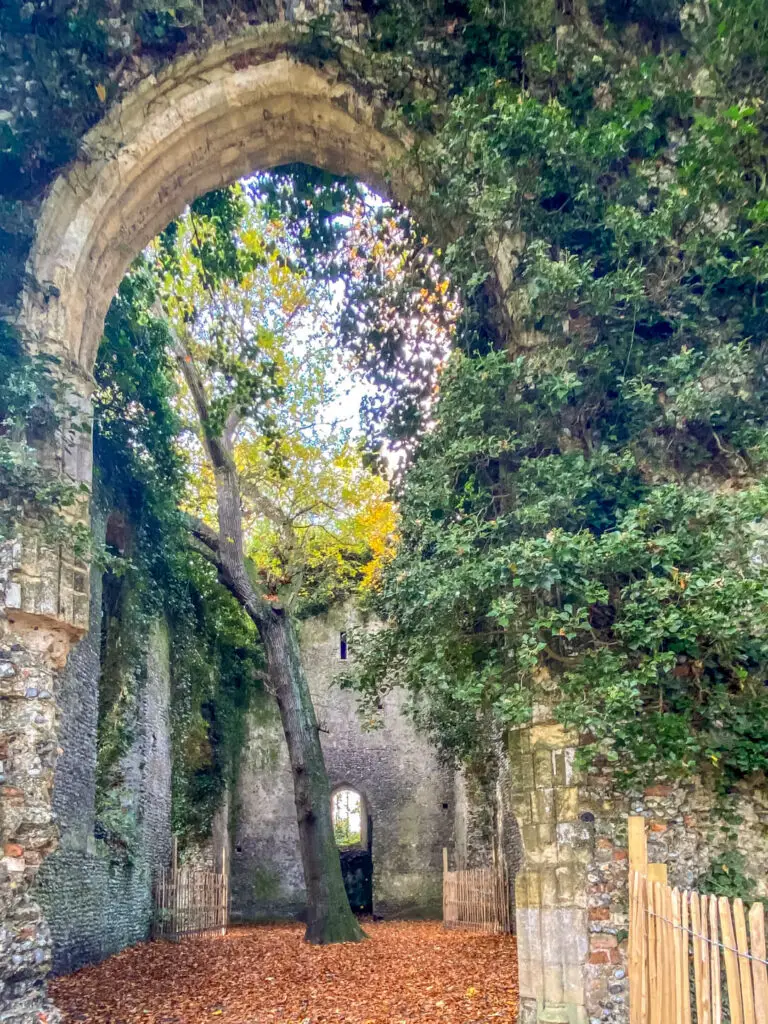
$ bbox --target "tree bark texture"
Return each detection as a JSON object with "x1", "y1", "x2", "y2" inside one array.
[
  {"x1": 262, "y1": 612, "x2": 365, "y2": 944},
  {"x1": 176, "y1": 337, "x2": 363, "y2": 944}
]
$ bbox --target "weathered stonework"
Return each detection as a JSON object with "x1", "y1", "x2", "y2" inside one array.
[
  {"x1": 32, "y1": 513, "x2": 173, "y2": 976},
  {"x1": 2, "y1": 11, "x2": 766, "y2": 1024},
  {"x1": 0, "y1": 616, "x2": 64, "y2": 1024},
  {"x1": 0, "y1": 17, "x2": 416, "y2": 1022},
  {"x1": 495, "y1": 698, "x2": 768, "y2": 1024},
  {"x1": 231, "y1": 604, "x2": 453, "y2": 922}
]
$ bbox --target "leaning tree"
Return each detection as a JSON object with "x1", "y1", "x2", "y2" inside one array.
[{"x1": 152, "y1": 184, "x2": 395, "y2": 944}]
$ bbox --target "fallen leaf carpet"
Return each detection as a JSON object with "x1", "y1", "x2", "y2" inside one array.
[{"x1": 50, "y1": 921, "x2": 519, "y2": 1024}]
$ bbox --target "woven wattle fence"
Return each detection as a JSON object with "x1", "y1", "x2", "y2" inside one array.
[
  {"x1": 442, "y1": 847, "x2": 512, "y2": 934},
  {"x1": 152, "y1": 842, "x2": 229, "y2": 942},
  {"x1": 627, "y1": 816, "x2": 768, "y2": 1024}
]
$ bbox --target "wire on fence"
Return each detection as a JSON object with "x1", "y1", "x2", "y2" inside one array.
[
  {"x1": 645, "y1": 907, "x2": 768, "y2": 968},
  {"x1": 627, "y1": 814, "x2": 768, "y2": 1024}
]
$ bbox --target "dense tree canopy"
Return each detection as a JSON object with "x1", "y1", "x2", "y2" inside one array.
[
  {"x1": 348, "y1": 0, "x2": 768, "y2": 791},
  {"x1": 153, "y1": 184, "x2": 396, "y2": 611}
]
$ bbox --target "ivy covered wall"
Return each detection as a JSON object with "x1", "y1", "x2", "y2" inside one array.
[{"x1": 30, "y1": 266, "x2": 265, "y2": 972}]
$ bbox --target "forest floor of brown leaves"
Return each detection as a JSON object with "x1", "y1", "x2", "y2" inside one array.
[{"x1": 51, "y1": 922, "x2": 518, "y2": 1024}]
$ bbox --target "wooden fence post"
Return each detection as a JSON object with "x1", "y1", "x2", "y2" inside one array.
[
  {"x1": 628, "y1": 816, "x2": 648, "y2": 880},
  {"x1": 221, "y1": 843, "x2": 228, "y2": 935},
  {"x1": 628, "y1": 817, "x2": 648, "y2": 1024},
  {"x1": 647, "y1": 863, "x2": 668, "y2": 886}
]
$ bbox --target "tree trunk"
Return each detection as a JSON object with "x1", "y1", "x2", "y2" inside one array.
[
  {"x1": 172, "y1": 326, "x2": 363, "y2": 944},
  {"x1": 261, "y1": 611, "x2": 365, "y2": 944}
]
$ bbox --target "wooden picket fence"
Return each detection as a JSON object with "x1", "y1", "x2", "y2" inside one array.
[
  {"x1": 627, "y1": 816, "x2": 768, "y2": 1024},
  {"x1": 442, "y1": 848, "x2": 512, "y2": 934},
  {"x1": 152, "y1": 842, "x2": 229, "y2": 941}
]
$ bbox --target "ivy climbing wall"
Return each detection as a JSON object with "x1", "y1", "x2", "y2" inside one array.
[
  {"x1": 33, "y1": 506, "x2": 173, "y2": 975},
  {"x1": 3, "y1": 3, "x2": 768, "y2": 1024}
]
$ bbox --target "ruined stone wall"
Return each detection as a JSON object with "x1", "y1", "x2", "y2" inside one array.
[
  {"x1": 231, "y1": 604, "x2": 454, "y2": 922},
  {"x1": 183, "y1": 791, "x2": 231, "y2": 875},
  {"x1": 452, "y1": 770, "x2": 494, "y2": 870},
  {"x1": 32, "y1": 513, "x2": 172, "y2": 975},
  {"x1": 495, "y1": 703, "x2": 768, "y2": 1024}
]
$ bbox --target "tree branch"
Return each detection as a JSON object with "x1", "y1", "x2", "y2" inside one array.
[
  {"x1": 187, "y1": 534, "x2": 220, "y2": 565},
  {"x1": 186, "y1": 514, "x2": 220, "y2": 553}
]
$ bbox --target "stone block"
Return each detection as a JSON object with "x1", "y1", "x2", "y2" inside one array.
[
  {"x1": 555, "y1": 863, "x2": 576, "y2": 903},
  {"x1": 543, "y1": 962, "x2": 565, "y2": 1004},
  {"x1": 534, "y1": 787, "x2": 556, "y2": 824},
  {"x1": 552, "y1": 747, "x2": 575, "y2": 787},
  {"x1": 513, "y1": 790, "x2": 534, "y2": 824},
  {"x1": 517, "y1": 870, "x2": 542, "y2": 909},
  {"x1": 540, "y1": 867, "x2": 559, "y2": 908},
  {"x1": 517, "y1": 957, "x2": 541, "y2": 1002},
  {"x1": 530, "y1": 722, "x2": 576, "y2": 749},
  {"x1": 517, "y1": 906, "x2": 544, "y2": 958},
  {"x1": 534, "y1": 748, "x2": 555, "y2": 788},
  {"x1": 522, "y1": 824, "x2": 540, "y2": 857},
  {"x1": 555, "y1": 786, "x2": 579, "y2": 822},
  {"x1": 508, "y1": 729, "x2": 524, "y2": 763},
  {"x1": 561, "y1": 962, "x2": 587, "y2": 1005},
  {"x1": 517, "y1": 752, "x2": 536, "y2": 792}
]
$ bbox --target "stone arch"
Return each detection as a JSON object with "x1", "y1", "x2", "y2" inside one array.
[
  {"x1": 1, "y1": 34, "x2": 417, "y2": 1023},
  {"x1": 17, "y1": 26, "x2": 411, "y2": 379},
  {"x1": 330, "y1": 784, "x2": 373, "y2": 915}
]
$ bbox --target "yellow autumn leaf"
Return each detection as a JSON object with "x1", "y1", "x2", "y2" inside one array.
[{"x1": 95, "y1": 82, "x2": 107, "y2": 102}]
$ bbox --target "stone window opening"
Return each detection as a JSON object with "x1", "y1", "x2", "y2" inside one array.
[{"x1": 339, "y1": 631, "x2": 348, "y2": 661}]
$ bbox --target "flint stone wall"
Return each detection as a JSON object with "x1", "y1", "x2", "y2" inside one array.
[
  {"x1": 497, "y1": 705, "x2": 768, "y2": 1024},
  {"x1": 231, "y1": 604, "x2": 454, "y2": 922},
  {"x1": 33, "y1": 511, "x2": 172, "y2": 975}
]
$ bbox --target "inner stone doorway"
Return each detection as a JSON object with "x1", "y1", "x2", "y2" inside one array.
[
  {"x1": 332, "y1": 786, "x2": 373, "y2": 915},
  {"x1": 340, "y1": 848, "x2": 373, "y2": 915}
]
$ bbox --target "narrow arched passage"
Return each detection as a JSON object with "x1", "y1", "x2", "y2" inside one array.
[{"x1": 332, "y1": 786, "x2": 373, "y2": 914}]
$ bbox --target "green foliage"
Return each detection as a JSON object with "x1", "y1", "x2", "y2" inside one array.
[
  {"x1": 253, "y1": 172, "x2": 457, "y2": 464},
  {"x1": 169, "y1": 556, "x2": 263, "y2": 846},
  {"x1": 253, "y1": 165, "x2": 365, "y2": 275},
  {"x1": 697, "y1": 851, "x2": 761, "y2": 902},
  {"x1": 155, "y1": 184, "x2": 397, "y2": 613},
  {"x1": 93, "y1": 259, "x2": 263, "y2": 848},
  {"x1": 95, "y1": 260, "x2": 188, "y2": 596},
  {"x1": 333, "y1": 817, "x2": 362, "y2": 848},
  {"x1": 6, "y1": 0, "x2": 768, "y2": 803},
  {"x1": 0, "y1": 326, "x2": 91, "y2": 552},
  {"x1": 351, "y1": 0, "x2": 768, "y2": 790},
  {"x1": 0, "y1": 0, "x2": 217, "y2": 195}
]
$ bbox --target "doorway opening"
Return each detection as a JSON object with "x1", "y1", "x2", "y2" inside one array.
[{"x1": 331, "y1": 787, "x2": 372, "y2": 915}]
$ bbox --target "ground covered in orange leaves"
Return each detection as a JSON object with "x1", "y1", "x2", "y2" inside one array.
[{"x1": 51, "y1": 922, "x2": 518, "y2": 1024}]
